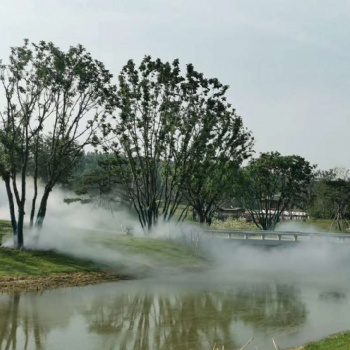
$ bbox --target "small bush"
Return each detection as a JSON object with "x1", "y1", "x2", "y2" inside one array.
[{"x1": 210, "y1": 217, "x2": 258, "y2": 231}]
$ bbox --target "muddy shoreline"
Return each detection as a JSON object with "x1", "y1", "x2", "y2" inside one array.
[{"x1": 0, "y1": 271, "x2": 127, "y2": 294}]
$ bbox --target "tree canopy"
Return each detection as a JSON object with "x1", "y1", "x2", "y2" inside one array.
[
  {"x1": 0, "y1": 40, "x2": 116, "y2": 247},
  {"x1": 105, "y1": 56, "x2": 253, "y2": 230},
  {"x1": 235, "y1": 152, "x2": 315, "y2": 230},
  {"x1": 308, "y1": 168, "x2": 350, "y2": 231}
]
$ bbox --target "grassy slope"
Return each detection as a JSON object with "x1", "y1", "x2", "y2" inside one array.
[
  {"x1": 0, "y1": 220, "x2": 12, "y2": 235},
  {"x1": 0, "y1": 218, "x2": 204, "y2": 280},
  {"x1": 91, "y1": 234, "x2": 203, "y2": 267},
  {"x1": 0, "y1": 219, "x2": 101, "y2": 278},
  {"x1": 0, "y1": 225, "x2": 204, "y2": 292},
  {"x1": 0, "y1": 249, "x2": 101, "y2": 277},
  {"x1": 288, "y1": 331, "x2": 350, "y2": 350}
]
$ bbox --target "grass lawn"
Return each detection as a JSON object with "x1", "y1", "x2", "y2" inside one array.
[
  {"x1": 0, "y1": 220, "x2": 12, "y2": 231},
  {"x1": 0, "y1": 220, "x2": 206, "y2": 292},
  {"x1": 0, "y1": 220, "x2": 13, "y2": 240},
  {"x1": 0, "y1": 248, "x2": 101, "y2": 277},
  {"x1": 304, "y1": 219, "x2": 349, "y2": 233},
  {"x1": 88, "y1": 233, "x2": 205, "y2": 267},
  {"x1": 288, "y1": 331, "x2": 350, "y2": 350},
  {"x1": 0, "y1": 248, "x2": 118, "y2": 292}
]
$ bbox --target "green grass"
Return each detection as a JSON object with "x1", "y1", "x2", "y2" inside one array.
[
  {"x1": 304, "y1": 219, "x2": 349, "y2": 233},
  {"x1": 0, "y1": 220, "x2": 13, "y2": 235},
  {"x1": 89, "y1": 234, "x2": 205, "y2": 267},
  {"x1": 0, "y1": 218, "x2": 205, "y2": 280},
  {"x1": 0, "y1": 248, "x2": 100, "y2": 277},
  {"x1": 289, "y1": 331, "x2": 350, "y2": 350}
]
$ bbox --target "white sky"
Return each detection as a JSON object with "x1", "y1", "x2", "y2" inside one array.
[{"x1": 1, "y1": 0, "x2": 349, "y2": 170}]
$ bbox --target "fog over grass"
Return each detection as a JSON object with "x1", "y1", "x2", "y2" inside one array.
[{"x1": 0, "y1": 181, "x2": 349, "y2": 287}]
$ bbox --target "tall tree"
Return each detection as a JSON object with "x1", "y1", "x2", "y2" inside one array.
[
  {"x1": 33, "y1": 42, "x2": 117, "y2": 228},
  {"x1": 66, "y1": 153, "x2": 132, "y2": 211},
  {"x1": 235, "y1": 152, "x2": 315, "y2": 230},
  {"x1": 184, "y1": 161, "x2": 243, "y2": 225},
  {"x1": 106, "y1": 56, "x2": 253, "y2": 231},
  {"x1": 0, "y1": 40, "x2": 116, "y2": 247},
  {"x1": 308, "y1": 168, "x2": 350, "y2": 231},
  {"x1": 0, "y1": 40, "x2": 51, "y2": 246}
]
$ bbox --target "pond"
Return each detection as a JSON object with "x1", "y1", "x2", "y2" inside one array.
[
  {"x1": 1, "y1": 265, "x2": 350, "y2": 350},
  {"x1": 2, "y1": 238, "x2": 350, "y2": 350}
]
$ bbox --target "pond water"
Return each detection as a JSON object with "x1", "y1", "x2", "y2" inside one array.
[
  {"x1": 1, "y1": 267, "x2": 350, "y2": 350},
  {"x1": 2, "y1": 239, "x2": 350, "y2": 350}
]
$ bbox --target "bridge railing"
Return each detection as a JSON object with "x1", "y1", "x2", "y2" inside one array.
[{"x1": 203, "y1": 229, "x2": 350, "y2": 243}]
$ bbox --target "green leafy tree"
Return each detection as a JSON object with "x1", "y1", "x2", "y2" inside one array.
[
  {"x1": 106, "y1": 56, "x2": 253, "y2": 231},
  {"x1": 67, "y1": 153, "x2": 132, "y2": 211},
  {"x1": 235, "y1": 152, "x2": 315, "y2": 230},
  {"x1": 0, "y1": 40, "x2": 50, "y2": 247},
  {"x1": 32, "y1": 42, "x2": 117, "y2": 229},
  {"x1": 0, "y1": 40, "x2": 116, "y2": 247},
  {"x1": 184, "y1": 161, "x2": 243, "y2": 225},
  {"x1": 308, "y1": 168, "x2": 350, "y2": 231}
]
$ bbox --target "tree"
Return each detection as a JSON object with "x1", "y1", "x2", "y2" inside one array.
[
  {"x1": 308, "y1": 168, "x2": 350, "y2": 231},
  {"x1": 325, "y1": 179, "x2": 350, "y2": 231},
  {"x1": 0, "y1": 40, "x2": 50, "y2": 247},
  {"x1": 184, "y1": 161, "x2": 243, "y2": 225},
  {"x1": 66, "y1": 152, "x2": 132, "y2": 211},
  {"x1": 235, "y1": 152, "x2": 315, "y2": 230},
  {"x1": 105, "y1": 56, "x2": 253, "y2": 231},
  {"x1": 0, "y1": 40, "x2": 116, "y2": 247}
]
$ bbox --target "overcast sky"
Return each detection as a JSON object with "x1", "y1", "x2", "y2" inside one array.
[{"x1": 1, "y1": 0, "x2": 349, "y2": 170}]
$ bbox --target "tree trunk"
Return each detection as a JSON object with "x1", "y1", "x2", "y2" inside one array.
[
  {"x1": 147, "y1": 206, "x2": 153, "y2": 232},
  {"x1": 17, "y1": 206, "x2": 25, "y2": 248},
  {"x1": 3, "y1": 176, "x2": 18, "y2": 240},
  {"x1": 35, "y1": 187, "x2": 51, "y2": 229},
  {"x1": 198, "y1": 211, "x2": 206, "y2": 224},
  {"x1": 30, "y1": 144, "x2": 39, "y2": 228},
  {"x1": 29, "y1": 186, "x2": 38, "y2": 228}
]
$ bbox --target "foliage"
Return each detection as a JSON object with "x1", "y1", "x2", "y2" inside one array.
[
  {"x1": 308, "y1": 168, "x2": 350, "y2": 231},
  {"x1": 210, "y1": 217, "x2": 258, "y2": 231},
  {"x1": 68, "y1": 152, "x2": 132, "y2": 211},
  {"x1": 183, "y1": 161, "x2": 249, "y2": 225},
  {"x1": 0, "y1": 39, "x2": 116, "y2": 246},
  {"x1": 106, "y1": 56, "x2": 253, "y2": 231},
  {"x1": 235, "y1": 152, "x2": 315, "y2": 230}
]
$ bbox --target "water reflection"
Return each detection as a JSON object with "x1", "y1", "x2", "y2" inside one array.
[
  {"x1": 0, "y1": 292, "x2": 76, "y2": 350},
  {"x1": 226, "y1": 284, "x2": 307, "y2": 329},
  {"x1": 0, "y1": 294, "x2": 20, "y2": 350},
  {"x1": 0, "y1": 280, "x2": 348, "y2": 350},
  {"x1": 319, "y1": 290, "x2": 347, "y2": 303},
  {"x1": 82, "y1": 283, "x2": 306, "y2": 350}
]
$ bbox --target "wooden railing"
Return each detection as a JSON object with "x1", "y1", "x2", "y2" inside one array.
[{"x1": 203, "y1": 229, "x2": 350, "y2": 243}]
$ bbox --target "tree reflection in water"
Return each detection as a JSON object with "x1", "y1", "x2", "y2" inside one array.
[
  {"x1": 0, "y1": 294, "x2": 20, "y2": 350},
  {"x1": 82, "y1": 283, "x2": 306, "y2": 350},
  {"x1": 0, "y1": 293, "x2": 75, "y2": 350},
  {"x1": 0, "y1": 294, "x2": 50, "y2": 350}
]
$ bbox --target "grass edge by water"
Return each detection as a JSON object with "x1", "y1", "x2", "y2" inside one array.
[{"x1": 286, "y1": 330, "x2": 350, "y2": 349}]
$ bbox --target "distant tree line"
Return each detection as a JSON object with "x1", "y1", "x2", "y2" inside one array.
[{"x1": 0, "y1": 40, "x2": 347, "y2": 248}]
